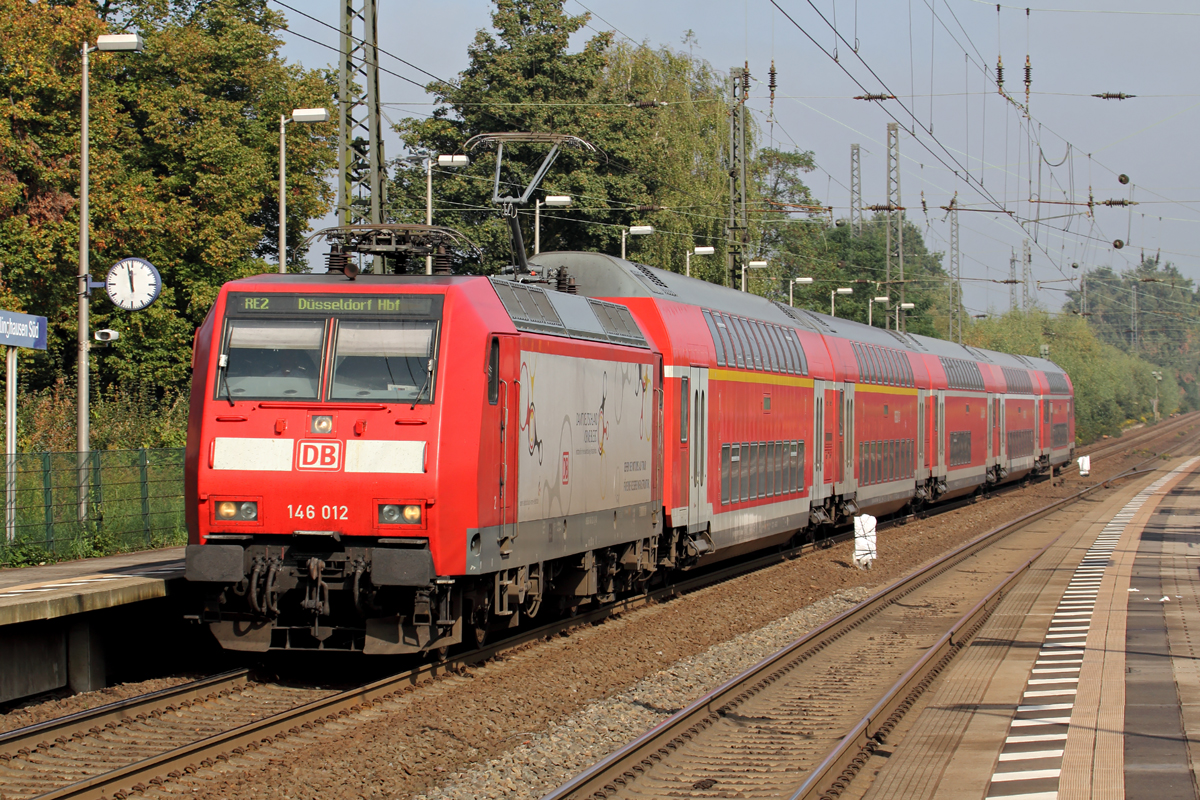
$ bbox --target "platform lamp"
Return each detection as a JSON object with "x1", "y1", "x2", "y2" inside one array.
[
  {"x1": 742, "y1": 260, "x2": 768, "y2": 292},
  {"x1": 686, "y1": 246, "x2": 715, "y2": 278},
  {"x1": 897, "y1": 302, "x2": 915, "y2": 330},
  {"x1": 535, "y1": 195, "x2": 572, "y2": 255},
  {"x1": 831, "y1": 287, "x2": 853, "y2": 317},
  {"x1": 790, "y1": 277, "x2": 813, "y2": 307},
  {"x1": 1152, "y1": 370, "x2": 1163, "y2": 422},
  {"x1": 401, "y1": 153, "x2": 470, "y2": 274},
  {"x1": 621, "y1": 225, "x2": 654, "y2": 259},
  {"x1": 78, "y1": 32, "x2": 144, "y2": 522},
  {"x1": 279, "y1": 107, "x2": 330, "y2": 274},
  {"x1": 868, "y1": 296, "x2": 889, "y2": 327}
]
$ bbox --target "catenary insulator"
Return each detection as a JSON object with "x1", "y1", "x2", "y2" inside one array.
[
  {"x1": 433, "y1": 246, "x2": 452, "y2": 275},
  {"x1": 326, "y1": 249, "x2": 350, "y2": 273},
  {"x1": 996, "y1": 56, "x2": 1004, "y2": 93}
]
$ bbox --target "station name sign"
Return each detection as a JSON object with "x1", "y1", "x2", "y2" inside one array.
[
  {"x1": 0, "y1": 310, "x2": 47, "y2": 350},
  {"x1": 227, "y1": 293, "x2": 439, "y2": 317}
]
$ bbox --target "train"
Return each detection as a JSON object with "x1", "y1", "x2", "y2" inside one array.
[{"x1": 184, "y1": 247, "x2": 1075, "y2": 654}]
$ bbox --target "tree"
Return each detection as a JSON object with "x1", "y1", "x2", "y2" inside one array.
[
  {"x1": 0, "y1": 0, "x2": 335, "y2": 398},
  {"x1": 1063, "y1": 256, "x2": 1200, "y2": 410},
  {"x1": 389, "y1": 0, "x2": 733, "y2": 280}
]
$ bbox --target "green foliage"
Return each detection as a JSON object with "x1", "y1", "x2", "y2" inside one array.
[
  {"x1": 0, "y1": 0, "x2": 335, "y2": 402},
  {"x1": 1063, "y1": 256, "x2": 1200, "y2": 411},
  {"x1": 16, "y1": 379, "x2": 188, "y2": 451},
  {"x1": 966, "y1": 310, "x2": 1178, "y2": 442},
  {"x1": 390, "y1": 0, "x2": 733, "y2": 280}
]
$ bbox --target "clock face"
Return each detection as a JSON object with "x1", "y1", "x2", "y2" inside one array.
[{"x1": 106, "y1": 257, "x2": 162, "y2": 311}]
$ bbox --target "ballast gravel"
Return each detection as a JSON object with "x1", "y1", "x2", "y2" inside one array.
[{"x1": 413, "y1": 586, "x2": 874, "y2": 800}]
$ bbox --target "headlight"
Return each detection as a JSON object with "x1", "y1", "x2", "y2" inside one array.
[
  {"x1": 311, "y1": 415, "x2": 333, "y2": 434},
  {"x1": 215, "y1": 500, "x2": 258, "y2": 522},
  {"x1": 379, "y1": 503, "x2": 421, "y2": 525}
]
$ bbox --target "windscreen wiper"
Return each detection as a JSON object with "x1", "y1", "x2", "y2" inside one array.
[
  {"x1": 218, "y1": 354, "x2": 234, "y2": 407},
  {"x1": 410, "y1": 358, "x2": 433, "y2": 411}
]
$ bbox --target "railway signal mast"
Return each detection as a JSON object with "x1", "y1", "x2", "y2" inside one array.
[{"x1": 726, "y1": 65, "x2": 750, "y2": 290}]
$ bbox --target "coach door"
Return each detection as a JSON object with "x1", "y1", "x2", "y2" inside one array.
[
  {"x1": 986, "y1": 393, "x2": 995, "y2": 465},
  {"x1": 999, "y1": 397, "x2": 1007, "y2": 463},
  {"x1": 812, "y1": 379, "x2": 826, "y2": 503},
  {"x1": 916, "y1": 388, "x2": 927, "y2": 480},
  {"x1": 934, "y1": 390, "x2": 946, "y2": 478},
  {"x1": 836, "y1": 383, "x2": 855, "y2": 495},
  {"x1": 496, "y1": 336, "x2": 520, "y2": 557},
  {"x1": 687, "y1": 366, "x2": 710, "y2": 533}
]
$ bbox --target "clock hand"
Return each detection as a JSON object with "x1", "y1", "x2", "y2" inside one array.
[{"x1": 128, "y1": 266, "x2": 135, "y2": 296}]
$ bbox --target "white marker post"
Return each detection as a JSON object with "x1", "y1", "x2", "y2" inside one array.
[
  {"x1": 854, "y1": 514, "x2": 877, "y2": 569},
  {"x1": 0, "y1": 310, "x2": 48, "y2": 543},
  {"x1": 1077, "y1": 455, "x2": 1091, "y2": 477}
]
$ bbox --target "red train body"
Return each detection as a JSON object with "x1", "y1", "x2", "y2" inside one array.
[{"x1": 184, "y1": 253, "x2": 1074, "y2": 653}]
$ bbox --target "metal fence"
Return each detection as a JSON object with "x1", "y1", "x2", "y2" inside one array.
[{"x1": 0, "y1": 448, "x2": 185, "y2": 564}]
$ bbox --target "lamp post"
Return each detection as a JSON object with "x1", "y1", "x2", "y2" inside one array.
[
  {"x1": 535, "y1": 195, "x2": 572, "y2": 255},
  {"x1": 742, "y1": 260, "x2": 768, "y2": 292},
  {"x1": 897, "y1": 302, "x2": 915, "y2": 330},
  {"x1": 1152, "y1": 370, "x2": 1163, "y2": 422},
  {"x1": 790, "y1": 276, "x2": 813, "y2": 307},
  {"x1": 831, "y1": 287, "x2": 853, "y2": 317},
  {"x1": 869, "y1": 296, "x2": 889, "y2": 327},
  {"x1": 686, "y1": 246, "x2": 715, "y2": 278},
  {"x1": 78, "y1": 33, "x2": 143, "y2": 521},
  {"x1": 400, "y1": 153, "x2": 469, "y2": 274},
  {"x1": 621, "y1": 225, "x2": 654, "y2": 259},
  {"x1": 279, "y1": 108, "x2": 330, "y2": 274}
]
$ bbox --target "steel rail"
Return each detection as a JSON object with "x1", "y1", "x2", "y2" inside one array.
[
  {"x1": 0, "y1": 670, "x2": 250, "y2": 761},
  {"x1": 539, "y1": 446, "x2": 1191, "y2": 800}
]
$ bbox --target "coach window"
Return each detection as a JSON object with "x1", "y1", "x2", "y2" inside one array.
[
  {"x1": 747, "y1": 321, "x2": 769, "y2": 371},
  {"x1": 766, "y1": 324, "x2": 787, "y2": 373},
  {"x1": 487, "y1": 338, "x2": 500, "y2": 404},
  {"x1": 757, "y1": 322, "x2": 780, "y2": 372},
  {"x1": 740, "y1": 441, "x2": 751, "y2": 501},
  {"x1": 722, "y1": 314, "x2": 746, "y2": 369},
  {"x1": 792, "y1": 330, "x2": 810, "y2": 375},
  {"x1": 680, "y1": 376, "x2": 689, "y2": 443},
  {"x1": 702, "y1": 310, "x2": 726, "y2": 367},
  {"x1": 716, "y1": 316, "x2": 737, "y2": 367},
  {"x1": 770, "y1": 327, "x2": 792, "y2": 375},
  {"x1": 724, "y1": 444, "x2": 737, "y2": 503}
]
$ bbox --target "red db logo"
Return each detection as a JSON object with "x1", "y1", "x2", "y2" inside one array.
[
  {"x1": 297, "y1": 440, "x2": 342, "y2": 471},
  {"x1": 562, "y1": 452, "x2": 570, "y2": 485}
]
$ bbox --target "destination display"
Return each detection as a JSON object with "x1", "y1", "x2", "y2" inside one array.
[{"x1": 227, "y1": 293, "x2": 440, "y2": 317}]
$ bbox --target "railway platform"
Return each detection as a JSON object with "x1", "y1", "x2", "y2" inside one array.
[
  {"x1": 0, "y1": 547, "x2": 185, "y2": 704},
  {"x1": 853, "y1": 455, "x2": 1200, "y2": 800}
]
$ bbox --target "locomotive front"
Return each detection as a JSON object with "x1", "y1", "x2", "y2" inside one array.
[{"x1": 184, "y1": 275, "x2": 495, "y2": 653}]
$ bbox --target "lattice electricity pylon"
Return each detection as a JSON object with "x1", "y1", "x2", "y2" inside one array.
[
  {"x1": 850, "y1": 143, "x2": 862, "y2": 237},
  {"x1": 726, "y1": 65, "x2": 749, "y2": 290},
  {"x1": 948, "y1": 197, "x2": 961, "y2": 342},
  {"x1": 337, "y1": 0, "x2": 384, "y2": 241},
  {"x1": 1022, "y1": 238, "x2": 1033, "y2": 310},
  {"x1": 886, "y1": 123, "x2": 904, "y2": 321}
]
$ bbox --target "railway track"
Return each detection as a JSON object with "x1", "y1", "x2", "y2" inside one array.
[
  {"x1": 2, "y1": 420, "x2": 1193, "y2": 800},
  {"x1": 540, "y1": 434, "x2": 1200, "y2": 800}
]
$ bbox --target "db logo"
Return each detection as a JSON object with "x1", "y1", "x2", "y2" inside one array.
[
  {"x1": 562, "y1": 452, "x2": 570, "y2": 485},
  {"x1": 297, "y1": 440, "x2": 342, "y2": 471}
]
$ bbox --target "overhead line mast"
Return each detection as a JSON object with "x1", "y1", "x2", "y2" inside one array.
[
  {"x1": 850, "y1": 143, "x2": 862, "y2": 237},
  {"x1": 338, "y1": 0, "x2": 385, "y2": 272},
  {"x1": 886, "y1": 123, "x2": 904, "y2": 330}
]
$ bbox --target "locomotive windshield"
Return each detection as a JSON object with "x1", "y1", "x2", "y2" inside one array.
[
  {"x1": 224, "y1": 319, "x2": 325, "y2": 400},
  {"x1": 217, "y1": 292, "x2": 443, "y2": 404},
  {"x1": 329, "y1": 321, "x2": 437, "y2": 401}
]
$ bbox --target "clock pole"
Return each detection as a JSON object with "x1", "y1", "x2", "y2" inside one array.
[{"x1": 77, "y1": 40, "x2": 91, "y2": 523}]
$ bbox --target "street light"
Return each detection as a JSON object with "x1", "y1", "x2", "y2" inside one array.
[
  {"x1": 869, "y1": 296, "x2": 889, "y2": 327},
  {"x1": 404, "y1": 153, "x2": 470, "y2": 273},
  {"x1": 686, "y1": 246, "x2": 715, "y2": 278},
  {"x1": 279, "y1": 108, "x2": 329, "y2": 274},
  {"x1": 830, "y1": 287, "x2": 853, "y2": 317},
  {"x1": 897, "y1": 301, "x2": 915, "y2": 331},
  {"x1": 621, "y1": 225, "x2": 654, "y2": 259},
  {"x1": 743, "y1": 260, "x2": 768, "y2": 292},
  {"x1": 790, "y1": 276, "x2": 814, "y2": 307},
  {"x1": 535, "y1": 195, "x2": 572, "y2": 255},
  {"x1": 78, "y1": 33, "x2": 143, "y2": 520},
  {"x1": 1152, "y1": 370, "x2": 1163, "y2": 422}
]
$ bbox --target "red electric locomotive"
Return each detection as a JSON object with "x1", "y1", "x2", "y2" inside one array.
[{"x1": 184, "y1": 241, "x2": 1073, "y2": 654}]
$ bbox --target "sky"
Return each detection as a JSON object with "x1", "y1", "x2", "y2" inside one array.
[{"x1": 269, "y1": 0, "x2": 1200, "y2": 323}]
